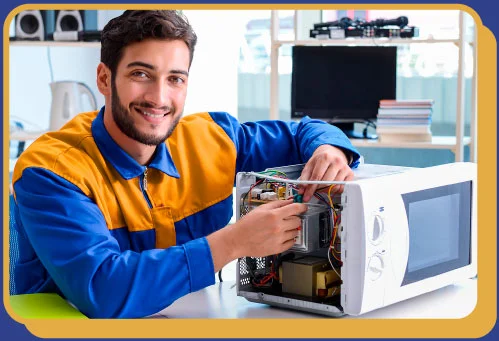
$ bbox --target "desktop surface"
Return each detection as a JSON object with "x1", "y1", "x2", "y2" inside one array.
[{"x1": 151, "y1": 278, "x2": 477, "y2": 319}]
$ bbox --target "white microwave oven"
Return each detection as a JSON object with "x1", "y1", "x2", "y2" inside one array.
[{"x1": 235, "y1": 162, "x2": 477, "y2": 317}]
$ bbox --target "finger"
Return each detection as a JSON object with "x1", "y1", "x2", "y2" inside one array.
[
  {"x1": 324, "y1": 166, "x2": 344, "y2": 195},
  {"x1": 277, "y1": 202, "x2": 308, "y2": 217},
  {"x1": 304, "y1": 163, "x2": 339, "y2": 202},
  {"x1": 345, "y1": 170, "x2": 354, "y2": 181},
  {"x1": 281, "y1": 216, "x2": 302, "y2": 231},
  {"x1": 330, "y1": 167, "x2": 353, "y2": 195},
  {"x1": 305, "y1": 159, "x2": 339, "y2": 200},
  {"x1": 282, "y1": 228, "x2": 300, "y2": 242},
  {"x1": 305, "y1": 161, "x2": 331, "y2": 197},
  {"x1": 298, "y1": 161, "x2": 314, "y2": 195}
]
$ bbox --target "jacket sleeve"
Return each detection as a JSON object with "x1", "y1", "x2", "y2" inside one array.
[
  {"x1": 13, "y1": 167, "x2": 215, "y2": 318},
  {"x1": 209, "y1": 112, "x2": 361, "y2": 173}
]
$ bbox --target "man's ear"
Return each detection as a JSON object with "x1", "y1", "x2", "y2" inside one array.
[{"x1": 96, "y1": 62, "x2": 111, "y2": 96}]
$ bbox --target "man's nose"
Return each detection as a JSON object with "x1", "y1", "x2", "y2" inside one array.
[{"x1": 144, "y1": 80, "x2": 170, "y2": 107}]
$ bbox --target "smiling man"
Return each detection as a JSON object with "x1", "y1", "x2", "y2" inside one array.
[
  {"x1": 11, "y1": 10, "x2": 361, "y2": 318},
  {"x1": 103, "y1": 39, "x2": 189, "y2": 163}
]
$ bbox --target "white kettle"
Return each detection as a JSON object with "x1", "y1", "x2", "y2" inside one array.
[{"x1": 49, "y1": 81, "x2": 97, "y2": 131}]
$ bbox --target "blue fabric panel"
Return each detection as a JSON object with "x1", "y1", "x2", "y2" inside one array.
[{"x1": 176, "y1": 194, "x2": 233, "y2": 244}]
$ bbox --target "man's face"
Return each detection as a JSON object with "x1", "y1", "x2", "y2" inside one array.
[{"x1": 110, "y1": 39, "x2": 190, "y2": 146}]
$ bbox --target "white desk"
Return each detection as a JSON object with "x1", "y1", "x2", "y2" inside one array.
[{"x1": 152, "y1": 278, "x2": 477, "y2": 319}]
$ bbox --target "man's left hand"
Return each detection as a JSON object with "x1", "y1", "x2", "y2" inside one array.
[{"x1": 298, "y1": 144, "x2": 354, "y2": 202}]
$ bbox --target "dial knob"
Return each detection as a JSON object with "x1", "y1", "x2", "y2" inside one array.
[
  {"x1": 368, "y1": 254, "x2": 384, "y2": 281},
  {"x1": 369, "y1": 214, "x2": 385, "y2": 245}
]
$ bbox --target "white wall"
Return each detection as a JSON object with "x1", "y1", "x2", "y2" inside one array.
[{"x1": 182, "y1": 10, "x2": 246, "y2": 118}]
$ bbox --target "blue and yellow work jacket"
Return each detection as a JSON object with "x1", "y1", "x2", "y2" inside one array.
[{"x1": 12, "y1": 107, "x2": 360, "y2": 318}]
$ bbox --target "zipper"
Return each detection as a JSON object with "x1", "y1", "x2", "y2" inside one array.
[{"x1": 140, "y1": 166, "x2": 153, "y2": 208}]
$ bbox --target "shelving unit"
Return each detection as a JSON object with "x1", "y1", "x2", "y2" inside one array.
[
  {"x1": 351, "y1": 136, "x2": 471, "y2": 150},
  {"x1": 9, "y1": 40, "x2": 100, "y2": 48},
  {"x1": 269, "y1": 10, "x2": 477, "y2": 162}
]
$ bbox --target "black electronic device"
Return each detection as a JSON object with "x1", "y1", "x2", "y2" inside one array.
[
  {"x1": 357, "y1": 16, "x2": 409, "y2": 28},
  {"x1": 400, "y1": 26, "x2": 419, "y2": 38},
  {"x1": 309, "y1": 26, "x2": 419, "y2": 39},
  {"x1": 310, "y1": 15, "x2": 418, "y2": 41},
  {"x1": 14, "y1": 10, "x2": 54, "y2": 41},
  {"x1": 55, "y1": 10, "x2": 85, "y2": 32},
  {"x1": 316, "y1": 16, "x2": 408, "y2": 29},
  {"x1": 291, "y1": 46, "x2": 397, "y2": 139},
  {"x1": 367, "y1": 16, "x2": 408, "y2": 28},
  {"x1": 313, "y1": 17, "x2": 353, "y2": 29}
]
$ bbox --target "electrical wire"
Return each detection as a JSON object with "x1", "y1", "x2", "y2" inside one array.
[
  {"x1": 314, "y1": 193, "x2": 332, "y2": 208},
  {"x1": 327, "y1": 185, "x2": 335, "y2": 208},
  {"x1": 47, "y1": 47, "x2": 54, "y2": 83},
  {"x1": 251, "y1": 255, "x2": 278, "y2": 287},
  {"x1": 327, "y1": 248, "x2": 342, "y2": 280},
  {"x1": 260, "y1": 169, "x2": 287, "y2": 177},
  {"x1": 246, "y1": 172, "x2": 349, "y2": 186}
]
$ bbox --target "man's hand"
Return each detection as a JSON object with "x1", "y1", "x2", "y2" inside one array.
[
  {"x1": 206, "y1": 199, "x2": 307, "y2": 271},
  {"x1": 299, "y1": 144, "x2": 354, "y2": 202},
  {"x1": 233, "y1": 199, "x2": 307, "y2": 257}
]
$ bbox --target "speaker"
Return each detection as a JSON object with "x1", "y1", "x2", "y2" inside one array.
[
  {"x1": 15, "y1": 10, "x2": 46, "y2": 40},
  {"x1": 55, "y1": 10, "x2": 84, "y2": 32}
]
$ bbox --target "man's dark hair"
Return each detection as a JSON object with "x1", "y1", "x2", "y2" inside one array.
[{"x1": 101, "y1": 10, "x2": 197, "y2": 78}]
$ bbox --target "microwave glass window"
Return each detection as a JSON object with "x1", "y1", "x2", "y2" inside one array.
[
  {"x1": 401, "y1": 181, "x2": 472, "y2": 286},
  {"x1": 406, "y1": 193, "x2": 460, "y2": 272}
]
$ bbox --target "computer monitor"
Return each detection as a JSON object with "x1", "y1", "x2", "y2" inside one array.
[{"x1": 291, "y1": 45, "x2": 397, "y2": 139}]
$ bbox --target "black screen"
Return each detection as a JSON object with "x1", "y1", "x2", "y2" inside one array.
[{"x1": 291, "y1": 46, "x2": 397, "y2": 121}]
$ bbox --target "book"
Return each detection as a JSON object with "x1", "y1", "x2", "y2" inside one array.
[
  {"x1": 378, "y1": 108, "x2": 433, "y2": 115},
  {"x1": 379, "y1": 99, "x2": 435, "y2": 107},
  {"x1": 377, "y1": 118, "x2": 431, "y2": 125},
  {"x1": 377, "y1": 114, "x2": 432, "y2": 119},
  {"x1": 377, "y1": 125, "x2": 431, "y2": 134},
  {"x1": 378, "y1": 133, "x2": 433, "y2": 143}
]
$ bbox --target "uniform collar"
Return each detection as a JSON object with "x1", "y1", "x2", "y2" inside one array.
[{"x1": 91, "y1": 107, "x2": 180, "y2": 180}]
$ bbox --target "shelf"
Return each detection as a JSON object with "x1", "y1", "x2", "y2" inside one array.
[
  {"x1": 273, "y1": 38, "x2": 461, "y2": 47},
  {"x1": 351, "y1": 136, "x2": 471, "y2": 150},
  {"x1": 9, "y1": 130, "x2": 469, "y2": 153},
  {"x1": 9, "y1": 40, "x2": 100, "y2": 48}
]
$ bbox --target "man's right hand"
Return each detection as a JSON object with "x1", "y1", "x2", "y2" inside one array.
[
  {"x1": 231, "y1": 199, "x2": 307, "y2": 258},
  {"x1": 206, "y1": 199, "x2": 308, "y2": 272}
]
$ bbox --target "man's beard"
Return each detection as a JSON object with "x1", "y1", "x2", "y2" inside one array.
[{"x1": 111, "y1": 81, "x2": 180, "y2": 146}]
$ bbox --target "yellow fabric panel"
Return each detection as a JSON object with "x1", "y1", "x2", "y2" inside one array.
[
  {"x1": 163, "y1": 112, "x2": 236, "y2": 222},
  {"x1": 12, "y1": 111, "x2": 237, "y2": 240},
  {"x1": 151, "y1": 206, "x2": 175, "y2": 248}
]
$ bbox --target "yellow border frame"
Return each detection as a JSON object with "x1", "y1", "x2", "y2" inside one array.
[{"x1": 3, "y1": 3, "x2": 497, "y2": 339}]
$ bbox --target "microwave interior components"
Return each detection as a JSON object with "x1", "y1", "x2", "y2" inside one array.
[
  {"x1": 281, "y1": 256, "x2": 340, "y2": 297},
  {"x1": 236, "y1": 163, "x2": 346, "y2": 316}
]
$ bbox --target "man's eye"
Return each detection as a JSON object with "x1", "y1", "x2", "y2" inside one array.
[
  {"x1": 170, "y1": 76, "x2": 185, "y2": 85},
  {"x1": 132, "y1": 71, "x2": 148, "y2": 78}
]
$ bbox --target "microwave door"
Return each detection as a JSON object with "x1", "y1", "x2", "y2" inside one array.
[
  {"x1": 341, "y1": 180, "x2": 409, "y2": 316},
  {"x1": 342, "y1": 163, "x2": 477, "y2": 316}
]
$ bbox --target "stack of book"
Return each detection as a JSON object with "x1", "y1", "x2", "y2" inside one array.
[{"x1": 376, "y1": 99, "x2": 434, "y2": 143}]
